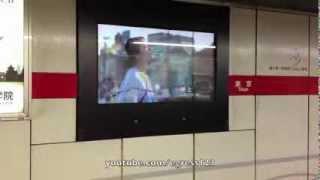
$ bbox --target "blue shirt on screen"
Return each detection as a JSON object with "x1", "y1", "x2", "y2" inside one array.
[{"x1": 117, "y1": 67, "x2": 156, "y2": 103}]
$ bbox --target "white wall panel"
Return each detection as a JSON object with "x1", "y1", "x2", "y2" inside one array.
[
  {"x1": 257, "y1": 11, "x2": 309, "y2": 76},
  {"x1": 31, "y1": 0, "x2": 76, "y2": 73},
  {"x1": 256, "y1": 96, "x2": 308, "y2": 180},
  {"x1": 229, "y1": 96, "x2": 255, "y2": 130},
  {"x1": 229, "y1": 7, "x2": 256, "y2": 131},
  {"x1": 32, "y1": 140, "x2": 121, "y2": 180},
  {"x1": 309, "y1": 16, "x2": 318, "y2": 77},
  {"x1": 123, "y1": 134, "x2": 193, "y2": 180},
  {"x1": 308, "y1": 95, "x2": 318, "y2": 179},
  {"x1": 31, "y1": 99, "x2": 76, "y2": 144},
  {"x1": 195, "y1": 131, "x2": 255, "y2": 180},
  {"x1": 257, "y1": 161, "x2": 307, "y2": 180},
  {"x1": 230, "y1": 8, "x2": 256, "y2": 75},
  {"x1": 308, "y1": 16, "x2": 318, "y2": 180},
  {"x1": 0, "y1": 121, "x2": 30, "y2": 180}
]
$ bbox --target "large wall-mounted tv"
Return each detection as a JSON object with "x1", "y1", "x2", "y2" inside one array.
[
  {"x1": 98, "y1": 24, "x2": 216, "y2": 104},
  {"x1": 77, "y1": 0, "x2": 229, "y2": 141}
]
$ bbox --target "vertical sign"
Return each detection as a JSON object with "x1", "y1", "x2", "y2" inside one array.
[{"x1": 0, "y1": 0, "x2": 24, "y2": 114}]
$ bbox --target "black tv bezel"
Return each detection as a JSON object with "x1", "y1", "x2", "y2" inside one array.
[{"x1": 77, "y1": 0, "x2": 230, "y2": 141}]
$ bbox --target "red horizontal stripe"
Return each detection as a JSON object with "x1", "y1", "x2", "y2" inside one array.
[
  {"x1": 228, "y1": 76, "x2": 256, "y2": 95},
  {"x1": 32, "y1": 73, "x2": 77, "y2": 99},
  {"x1": 229, "y1": 75, "x2": 318, "y2": 95},
  {"x1": 32, "y1": 73, "x2": 317, "y2": 99}
]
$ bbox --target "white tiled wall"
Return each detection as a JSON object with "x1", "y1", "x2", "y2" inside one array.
[
  {"x1": 229, "y1": 8, "x2": 256, "y2": 131},
  {"x1": 256, "y1": 11, "x2": 311, "y2": 180},
  {"x1": 31, "y1": 99, "x2": 76, "y2": 144},
  {"x1": 230, "y1": 8, "x2": 256, "y2": 75},
  {"x1": 1, "y1": 2, "x2": 316, "y2": 180},
  {"x1": 308, "y1": 95, "x2": 318, "y2": 180},
  {"x1": 229, "y1": 96, "x2": 255, "y2": 130},
  {"x1": 31, "y1": 0, "x2": 76, "y2": 73},
  {"x1": 195, "y1": 131, "x2": 255, "y2": 180},
  {"x1": 32, "y1": 140, "x2": 121, "y2": 180},
  {"x1": 256, "y1": 96, "x2": 309, "y2": 179},
  {"x1": 257, "y1": 11, "x2": 309, "y2": 76},
  {"x1": 0, "y1": 121, "x2": 30, "y2": 180},
  {"x1": 309, "y1": 16, "x2": 318, "y2": 77},
  {"x1": 123, "y1": 135, "x2": 193, "y2": 180},
  {"x1": 308, "y1": 15, "x2": 318, "y2": 180},
  {"x1": 30, "y1": 0, "x2": 77, "y2": 145}
]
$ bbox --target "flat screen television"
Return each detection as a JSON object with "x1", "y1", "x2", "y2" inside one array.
[
  {"x1": 77, "y1": 0, "x2": 229, "y2": 141},
  {"x1": 98, "y1": 25, "x2": 216, "y2": 104}
]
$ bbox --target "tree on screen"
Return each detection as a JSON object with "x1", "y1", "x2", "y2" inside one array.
[{"x1": 5, "y1": 65, "x2": 18, "y2": 82}]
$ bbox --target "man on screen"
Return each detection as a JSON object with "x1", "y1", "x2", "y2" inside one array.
[{"x1": 117, "y1": 37, "x2": 156, "y2": 103}]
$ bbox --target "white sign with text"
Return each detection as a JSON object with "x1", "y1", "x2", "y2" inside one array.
[{"x1": 0, "y1": 0, "x2": 24, "y2": 114}]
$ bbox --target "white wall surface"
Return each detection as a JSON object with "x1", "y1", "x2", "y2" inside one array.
[
  {"x1": 0, "y1": 2, "x2": 317, "y2": 180},
  {"x1": 0, "y1": 121, "x2": 30, "y2": 180},
  {"x1": 229, "y1": 8, "x2": 256, "y2": 131}
]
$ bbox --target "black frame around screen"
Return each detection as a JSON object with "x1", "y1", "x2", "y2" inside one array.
[{"x1": 77, "y1": 0, "x2": 229, "y2": 141}]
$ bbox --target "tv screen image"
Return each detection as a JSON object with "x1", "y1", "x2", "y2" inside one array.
[{"x1": 98, "y1": 24, "x2": 216, "y2": 104}]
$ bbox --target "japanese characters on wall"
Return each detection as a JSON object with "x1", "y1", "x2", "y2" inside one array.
[{"x1": 0, "y1": 0, "x2": 24, "y2": 114}]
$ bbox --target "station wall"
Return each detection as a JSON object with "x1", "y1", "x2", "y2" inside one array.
[{"x1": 0, "y1": 0, "x2": 318, "y2": 180}]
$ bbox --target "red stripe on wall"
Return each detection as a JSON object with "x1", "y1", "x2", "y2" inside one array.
[
  {"x1": 32, "y1": 73, "x2": 317, "y2": 99},
  {"x1": 228, "y1": 75, "x2": 256, "y2": 95},
  {"x1": 229, "y1": 75, "x2": 318, "y2": 95},
  {"x1": 32, "y1": 73, "x2": 77, "y2": 99}
]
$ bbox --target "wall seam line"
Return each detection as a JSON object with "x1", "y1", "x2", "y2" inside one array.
[
  {"x1": 254, "y1": 7, "x2": 258, "y2": 180},
  {"x1": 193, "y1": 133, "x2": 196, "y2": 180},
  {"x1": 306, "y1": 15, "x2": 311, "y2": 180},
  {"x1": 121, "y1": 138, "x2": 124, "y2": 180}
]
